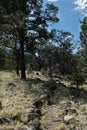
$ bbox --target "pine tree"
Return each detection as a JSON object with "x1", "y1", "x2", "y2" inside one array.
[
  {"x1": 0, "y1": 0, "x2": 59, "y2": 79},
  {"x1": 80, "y1": 17, "x2": 87, "y2": 74}
]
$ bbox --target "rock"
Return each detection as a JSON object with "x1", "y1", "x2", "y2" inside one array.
[
  {"x1": 64, "y1": 115, "x2": 74, "y2": 123},
  {"x1": 28, "y1": 126, "x2": 36, "y2": 130},
  {"x1": 28, "y1": 120, "x2": 40, "y2": 129},
  {"x1": 71, "y1": 95, "x2": 75, "y2": 100},
  {"x1": 71, "y1": 108, "x2": 78, "y2": 115},
  {"x1": 69, "y1": 124, "x2": 75, "y2": 129},
  {"x1": 66, "y1": 101, "x2": 72, "y2": 107},
  {"x1": 26, "y1": 107, "x2": 35, "y2": 113},
  {"x1": 35, "y1": 109, "x2": 42, "y2": 116},
  {"x1": 33, "y1": 121, "x2": 40, "y2": 129},
  {"x1": 26, "y1": 107, "x2": 41, "y2": 121},
  {"x1": 40, "y1": 94, "x2": 48, "y2": 100},
  {"x1": 33, "y1": 99, "x2": 42, "y2": 108},
  {"x1": 7, "y1": 82, "x2": 16, "y2": 87}
]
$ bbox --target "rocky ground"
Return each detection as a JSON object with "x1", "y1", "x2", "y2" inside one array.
[{"x1": 0, "y1": 71, "x2": 87, "y2": 130}]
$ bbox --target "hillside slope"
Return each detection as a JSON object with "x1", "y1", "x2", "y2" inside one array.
[{"x1": 0, "y1": 71, "x2": 87, "y2": 130}]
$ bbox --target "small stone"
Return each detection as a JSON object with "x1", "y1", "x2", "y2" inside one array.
[
  {"x1": 71, "y1": 108, "x2": 77, "y2": 115},
  {"x1": 28, "y1": 120, "x2": 40, "y2": 129},
  {"x1": 69, "y1": 124, "x2": 75, "y2": 129},
  {"x1": 40, "y1": 94, "x2": 48, "y2": 100},
  {"x1": 26, "y1": 107, "x2": 35, "y2": 113},
  {"x1": 64, "y1": 115, "x2": 74, "y2": 123},
  {"x1": 28, "y1": 126, "x2": 36, "y2": 130},
  {"x1": 33, "y1": 121, "x2": 40, "y2": 129}
]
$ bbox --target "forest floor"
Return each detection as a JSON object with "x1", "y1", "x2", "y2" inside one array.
[{"x1": 0, "y1": 71, "x2": 87, "y2": 130}]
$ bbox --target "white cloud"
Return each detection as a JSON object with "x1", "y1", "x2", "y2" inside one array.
[
  {"x1": 74, "y1": 0, "x2": 87, "y2": 11},
  {"x1": 47, "y1": 0, "x2": 59, "y2": 2}
]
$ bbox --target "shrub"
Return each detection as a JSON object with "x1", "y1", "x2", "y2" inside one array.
[
  {"x1": 71, "y1": 72, "x2": 85, "y2": 90},
  {"x1": 45, "y1": 79, "x2": 57, "y2": 94}
]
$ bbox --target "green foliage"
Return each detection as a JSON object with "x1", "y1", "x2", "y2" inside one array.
[
  {"x1": 71, "y1": 72, "x2": 85, "y2": 89},
  {"x1": 80, "y1": 17, "x2": 87, "y2": 47},
  {"x1": 45, "y1": 79, "x2": 57, "y2": 93},
  {"x1": 35, "y1": 31, "x2": 75, "y2": 75},
  {"x1": 40, "y1": 69, "x2": 46, "y2": 75},
  {"x1": 0, "y1": 0, "x2": 59, "y2": 78},
  {"x1": 57, "y1": 32, "x2": 74, "y2": 75},
  {"x1": 79, "y1": 17, "x2": 87, "y2": 74}
]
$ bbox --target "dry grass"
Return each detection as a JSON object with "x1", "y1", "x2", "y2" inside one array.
[{"x1": 0, "y1": 71, "x2": 87, "y2": 129}]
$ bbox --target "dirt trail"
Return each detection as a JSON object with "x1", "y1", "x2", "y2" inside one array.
[{"x1": 41, "y1": 104, "x2": 64, "y2": 130}]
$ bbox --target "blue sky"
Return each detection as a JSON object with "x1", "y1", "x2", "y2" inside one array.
[{"x1": 44, "y1": 0, "x2": 87, "y2": 42}]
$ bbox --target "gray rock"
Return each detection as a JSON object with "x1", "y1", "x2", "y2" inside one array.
[
  {"x1": 28, "y1": 126, "x2": 36, "y2": 130},
  {"x1": 28, "y1": 120, "x2": 40, "y2": 129},
  {"x1": 40, "y1": 94, "x2": 48, "y2": 100},
  {"x1": 69, "y1": 124, "x2": 75, "y2": 129},
  {"x1": 33, "y1": 121, "x2": 40, "y2": 129},
  {"x1": 71, "y1": 108, "x2": 78, "y2": 115},
  {"x1": 35, "y1": 109, "x2": 41, "y2": 116},
  {"x1": 26, "y1": 107, "x2": 35, "y2": 113},
  {"x1": 64, "y1": 115, "x2": 74, "y2": 123},
  {"x1": 33, "y1": 99, "x2": 42, "y2": 107}
]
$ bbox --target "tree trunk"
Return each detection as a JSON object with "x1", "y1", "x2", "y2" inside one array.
[
  {"x1": 76, "y1": 81, "x2": 79, "y2": 90},
  {"x1": 16, "y1": 65, "x2": 20, "y2": 76},
  {"x1": 76, "y1": 81, "x2": 80, "y2": 97},
  {"x1": 20, "y1": 38, "x2": 26, "y2": 79},
  {"x1": 49, "y1": 56, "x2": 53, "y2": 77}
]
